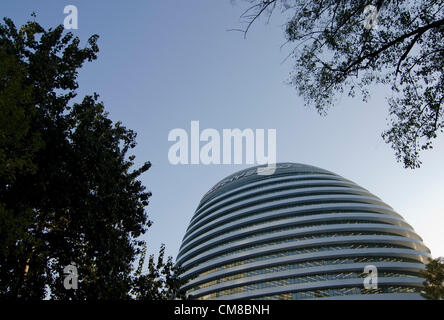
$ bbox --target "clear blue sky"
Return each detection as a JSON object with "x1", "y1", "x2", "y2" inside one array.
[{"x1": 2, "y1": 0, "x2": 443, "y2": 263}]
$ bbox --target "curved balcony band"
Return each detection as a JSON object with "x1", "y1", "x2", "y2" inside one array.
[{"x1": 177, "y1": 163, "x2": 431, "y2": 300}]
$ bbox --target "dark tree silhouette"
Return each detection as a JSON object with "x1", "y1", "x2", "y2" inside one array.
[
  {"x1": 420, "y1": 257, "x2": 444, "y2": 300},
  {"x1": 0, "y1": 17, "x2": 184, "y2": 299},
  {"x1": 236, "y1": 0, "x2": 443, "y2": 168}
]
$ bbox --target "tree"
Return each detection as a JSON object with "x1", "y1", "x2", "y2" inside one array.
[
  {"x1": 236, "y1": 0, "x2": 443, "y2": 168},
  {"x1": 0, "y1": 17, "x2": 184, "y2": 299},
  {"x1": 0, "y1": 45, "x2": 41, "y2": 183},
  {"x1": 131, "y1": 244, "x2": 187, "y2": 300},
  {"x1": 420, "y1": 257, "x2": 444, "y2": 300}
]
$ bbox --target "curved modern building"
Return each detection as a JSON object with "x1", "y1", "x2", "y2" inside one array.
[{"x1": 176, "y1": 163, "x2": 431, "y2": 300}]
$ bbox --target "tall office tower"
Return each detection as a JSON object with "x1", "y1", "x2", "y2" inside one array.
[{"x1": 176, "y1": 163, "x2": 431, "y2": 299}]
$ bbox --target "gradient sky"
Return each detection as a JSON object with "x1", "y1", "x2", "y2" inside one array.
[{"x1": 2, "y1": 1, "x2": 443, "y2": 268}]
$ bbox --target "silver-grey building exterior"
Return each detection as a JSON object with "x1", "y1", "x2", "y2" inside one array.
[{"x1": 176, "y1": 163, "x2": 431, "y2": 300}]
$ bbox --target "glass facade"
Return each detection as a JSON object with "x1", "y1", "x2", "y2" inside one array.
[{"x1": 176, "y1": 163, "x2": 431, "y2": 300}]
